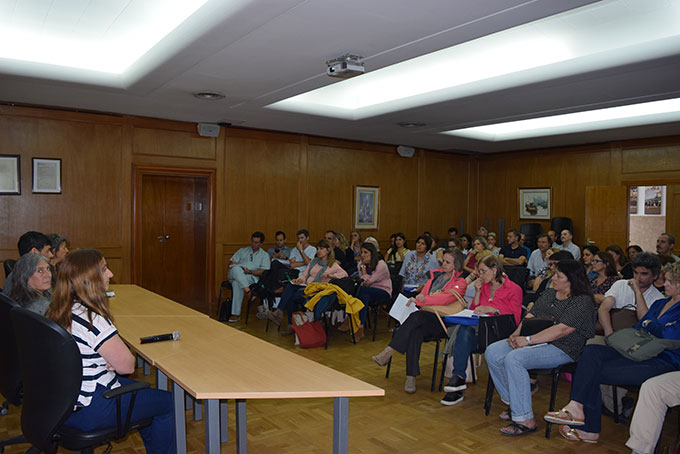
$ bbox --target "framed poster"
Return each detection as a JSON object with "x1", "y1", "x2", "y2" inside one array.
[
  {"x1": 354, "y1": 185, "x2": 379, "y2": 229},
  {"x1": 519, "y1": 187, "x2": 551, "y2": 220},
  {"x1": 0, "y1": 155, "x2": 20, "y2": 195},
  {"x1": 32, "y1": 158, "x2": 62, "y2": 194}
]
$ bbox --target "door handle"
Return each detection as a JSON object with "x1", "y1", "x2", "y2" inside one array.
[{"x1": 157, "y1": 235, "x2": 164, "y2": 243}]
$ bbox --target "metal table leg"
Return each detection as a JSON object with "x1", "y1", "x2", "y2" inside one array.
[
  {"x1": 236, "y1": 399, "x2": 247, "y2": 453},
  {"x1": 193, "y1": 400, "x2": 202, "y2": 421},
  {"x1": 156, "y1": 370, "x2": 167, "y2": 391},
  {"x1": 144, "y1": 360, "x2": 151, "y2": 375},
  {"x1": 333, "y1": 397, "x2": 349, "y2": 454},
  {"x1": 172, "y1": 382, "x2": 187, "y2": 454},
  {"x1": 204, "y1": 399, "x2": 220, "y2": 454},
  {"x1": 220, "y1": 400, "x2": 228, "y2": 443}
]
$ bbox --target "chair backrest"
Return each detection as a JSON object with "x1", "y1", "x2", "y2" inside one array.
[
  {"x1": 520, "y1": 223, "x2": 542, "y2": 251},
  {"x1": 3, "y1": 259, "x2": 16, "y2": 279},
  {"x1": 0, "y1": 293, "x2": 23, "y2": 407},
  {"x1": 550, "y1": 217, "x2": 573, "y2": 245},
  {"x1": 11, "y1": 307, "x2": 82, "y2": 454},
  {"x1": 504, "y1": 266, "x2": 529, "y2": 293}
]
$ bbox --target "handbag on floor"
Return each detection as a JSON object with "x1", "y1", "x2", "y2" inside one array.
[{"x1": 291, "y1": 311, "x2": 326, "y2": 348}]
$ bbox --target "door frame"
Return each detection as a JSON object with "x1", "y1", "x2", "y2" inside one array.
[{"x1": 132, "y1": 164, "x2": 216, "y2": 309}]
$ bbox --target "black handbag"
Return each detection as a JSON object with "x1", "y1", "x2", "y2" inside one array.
[
  {"x1": 519, "y1": 317, "x2": 555, "y2": 336},
  {"x1": 477, "y1": 314, "x2": 517, "y2": 351}
]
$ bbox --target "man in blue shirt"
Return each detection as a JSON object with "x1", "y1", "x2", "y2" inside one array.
[
  {"x1": 499, "y1": 229, "x2": 528, "y2": 266},
  {"x1": 227, "y1": 231, "x2": 271, "y2": 322}
]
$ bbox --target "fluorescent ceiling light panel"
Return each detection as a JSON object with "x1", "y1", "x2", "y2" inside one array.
[
  {"x1": 268, "y1": 0, "x2": 680, "y2": 120},
  {"x1": 442, "y1": 98, "x2": 680, "y2": 141},
  {"x1": 0, "y1": 0, "x2": 209, "y2": 74}
]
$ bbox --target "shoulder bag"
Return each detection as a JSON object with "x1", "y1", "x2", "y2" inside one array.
[
  {"x1": 606, "y1": 328, "x2": 680, "y2": 362},
  {"x1": 519, "y1": 317, "x2": 556, "y2": 336},
  {"x1": 421, "y1": 289, "x2": 467, "y2": 335}
]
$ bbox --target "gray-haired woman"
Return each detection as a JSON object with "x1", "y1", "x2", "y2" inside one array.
[{"x1": 8, "y1": 253, "x2": 52, "y2": 315}]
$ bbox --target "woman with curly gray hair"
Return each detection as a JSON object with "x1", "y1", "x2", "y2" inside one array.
[{"x1": 8, "y1": 253, "x2": 52, "y2": 315}]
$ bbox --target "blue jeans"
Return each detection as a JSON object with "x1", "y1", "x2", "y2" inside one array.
[
  {"x1": 357, "y1": 286, "x2": 390, "y2": 325},
  {"x1": 570, "y1": 344, "x2": 675, "y2": 434},
  {"x1": 278, "y1": 283, "x2": 306, "y2": 322},
  {"x1": 64, "y1": 377, "x2": 175, "y2": 454},
  {"x1": 452, "y1": 325, "x2": 478, "y2": 380},
  {"x1": 485, "y1": 340, "x2": 572, "y2": 422}
]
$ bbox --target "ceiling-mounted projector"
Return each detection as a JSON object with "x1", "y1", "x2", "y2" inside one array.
[{"x1": 326, "y1": 54, "x2": 364, "y2": 78}]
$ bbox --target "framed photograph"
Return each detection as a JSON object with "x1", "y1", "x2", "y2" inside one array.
[
  {"x1": 354, "y1": 185, "x2": 380, "y2": 229},
  {"x1": 643, "y1": 186, "x2": 663, "y2": 215},
  {"x1": 32, "y1": 158, "x2": 62, "y2": 194},
  {"x1": 519, "y1": 187, "x2": 551, "y2": 220},
  {"x1": 0, "y1": 155, "x2": 21, "y2": 195}
]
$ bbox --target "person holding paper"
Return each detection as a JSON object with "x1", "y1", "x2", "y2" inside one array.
[
  {"x1": 371, "y1": 248, "x2": 467, "y2": 394},
  {"x1": 440, "y1": 255, "x2": 522, "y2": 406}
]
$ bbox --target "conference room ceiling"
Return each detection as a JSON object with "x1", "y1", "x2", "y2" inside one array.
[{"x1": 1, "y1": 0, "x2": 679, "y2": 154}]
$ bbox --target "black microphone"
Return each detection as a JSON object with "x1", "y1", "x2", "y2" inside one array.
[{"x1": 139, "y1": 331, "x2": 180, "y2": 344}]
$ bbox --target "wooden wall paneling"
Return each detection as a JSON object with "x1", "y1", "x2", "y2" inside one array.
[
  {"x1": 668, "y1": 184, "x2": 680, "y2": 257},
  {"x1": 223, "y1": 135, "x2": 303, "y2": 244},
  {"x1": 584, "y1": 186, "x2": 628, "y2": 248},
  {"x1": 133, "y1": 127, "x2": 217, "y2": 160}
]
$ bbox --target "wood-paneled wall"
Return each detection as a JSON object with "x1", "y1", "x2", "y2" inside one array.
[{"x1": 2, "y1": 103, "x2": 680, "y2": 307}]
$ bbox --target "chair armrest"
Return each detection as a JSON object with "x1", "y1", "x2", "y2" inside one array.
[{"x1": 102, "y1": 381, "x2": 150, "y2": 399}]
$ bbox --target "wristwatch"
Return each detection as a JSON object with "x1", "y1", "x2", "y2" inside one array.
[{"x1": 525, "y1": 336, "x2": 532, "y2": 345}]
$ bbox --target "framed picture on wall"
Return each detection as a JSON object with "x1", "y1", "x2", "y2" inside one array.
[
  {"x1": 519, "y1": 187, "x2": 551, "y2": 220},
  {"x1": 354, "y1": 185, "x2": 380, "y2": 229},
  {"x1": 0, "y1": 155, "x2": 21, "y2": 195},
  {"x1": 32, "y1": 158, "x2": 62, "y2": 194}
]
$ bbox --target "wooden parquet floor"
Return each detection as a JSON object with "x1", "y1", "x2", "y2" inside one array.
[{"x1": 2, "y1": 307, "x2": 678, "y2": 453}]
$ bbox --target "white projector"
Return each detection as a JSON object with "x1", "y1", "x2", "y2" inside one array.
[{"x1": 326, "y1": 54, "x2": 364, "y2": 79}]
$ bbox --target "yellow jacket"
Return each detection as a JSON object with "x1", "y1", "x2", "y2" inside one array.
[{"x1": 303, "y1": 282, "x2": 365, "y2": 334}]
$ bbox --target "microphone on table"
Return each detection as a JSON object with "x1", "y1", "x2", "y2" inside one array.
[{"x1": 140, "y1": 331, "x2": 181, "y2": 344}]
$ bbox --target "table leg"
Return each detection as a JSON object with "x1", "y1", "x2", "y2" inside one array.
[
  {"x1": 333, "y1": 397, "x2": 348, "y2": 454},
  {"x1": 185, "y1": 393, "x2": 192, "y2": 410},
  {"x1": 172, "y1": 382, "x2": 187, "y2": 454},
  {"x1": 220, "y1": 400, "x2": 228, "y2": 443},
  {"x1": 194, "y1": 400, "x2": 202, "y2": 421},
  {"x1": 236, "y1": 399, "x2": 247, "y2": 454},
  {"x1": 144, "y1": 360, "x2": 151, "y2": 376},
  {"x1": 204, "y1": 399, "x2": 220, "y2": 454},
  {"x1": 156, "y1": 370, "x2": 167, "y2": 391},
  {"x1": 136, "y1": 354, "x2": 143, "y2": 369}
]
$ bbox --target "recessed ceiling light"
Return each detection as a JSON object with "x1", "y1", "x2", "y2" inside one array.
[
  {"x1": 398, "y1": 122, "x2": 426, "y2": 128},
  {"x1": 441, "y1": 97, "x2": 680, "y2": 141},
  {"x1": 268, "y1": 1, "x2": 680, "y2": 121},
  {"x1": 193, "y1": 92, "x2": 225, "y2": 100}
]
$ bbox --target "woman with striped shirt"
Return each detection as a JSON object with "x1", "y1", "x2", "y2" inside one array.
[{"x1": 46, "y1": 249, "x2": 174, "y2": 454}]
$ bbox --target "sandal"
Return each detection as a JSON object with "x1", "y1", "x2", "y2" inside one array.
[
  {"x1": 544, "y1": 408, "x2": 585, "y2": 426},
  {"x1": 499, "y1": 407, "x2": 511, "y2": 422},
  {"x1": 559, "y1": 425, "x2": 599, "y2": 444},
  {"x1": 500, "y1": 422, "x2": 537, "y2": 436}
]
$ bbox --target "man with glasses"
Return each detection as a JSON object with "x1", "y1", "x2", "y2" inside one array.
[{"x1": 226, "y1": 231, "x2": 271, "y2": 322}]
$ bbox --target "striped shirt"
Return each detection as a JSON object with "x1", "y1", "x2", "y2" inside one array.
[{"x1": 71, "y1": 303, "x2": 120, "y2": 407}]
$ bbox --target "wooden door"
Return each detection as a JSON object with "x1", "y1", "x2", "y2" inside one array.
[
  {"x1": 584, "y1": 186, "x2": 628, "y2": 248},
  {"x1": 140, "y1": 175, "x2": 208, "y2": 313}
]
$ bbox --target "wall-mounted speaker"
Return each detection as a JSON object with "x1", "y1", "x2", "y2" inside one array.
[
  {"x1": 197, "y1": 123, "x2": 221, "y2": 137},
  {"x1": 396, "y1": 145, "x2": 415, "y2": 158}
]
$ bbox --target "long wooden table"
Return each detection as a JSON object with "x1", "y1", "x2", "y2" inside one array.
[{"x1": 109, "y1": 285, "x2": 384, "y2": 453}]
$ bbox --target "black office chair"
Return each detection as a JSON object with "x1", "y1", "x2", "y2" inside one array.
[
  {"x1": 503, "y1": 266, "x2": 530, "y2": 293},
  {"x1": 0, "y1": 293, "x2": 28, "y2": 452},
  {"x1": 3, "y1": 259, "x2": 16, "y2": 279},
  {"x1": 10, "y1": 306, "x2": 154, "y2": 454}
]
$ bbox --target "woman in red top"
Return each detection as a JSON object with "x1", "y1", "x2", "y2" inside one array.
[
  {"x1": 371, "y1": 248, "x2": 467, "y2": 393},
  {"x1": 440, "y1": 255, "x2": 523, "y2": 406}
]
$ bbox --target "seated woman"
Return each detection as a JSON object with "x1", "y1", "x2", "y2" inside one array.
[
  {"x1": 459, "y1": 234, "x2": 473, "y2": 256},
  {"x1": 266, "y1": 239, "x2": 348, "y2": 335},
  {"x1": 581, "y1": 245, "x2": 600, "y2": 280},
  {"x1": 399, "y1": 235, "x2": 439, "y2": 296},
  {"x1": 371, "y1": 248, "x2": 467, "y2": 393},
  {"x1": 47, "y1": 233, "x2": 69, "y2": 267},
  {"x1": 385, "y1": 232, "x2": 409, "y2": 271},
  {"x1": 46, "y1": 249, "x2": 174, "y2": 453},
  {"x1": 8, "y1": 253, "x2": 52, "y2": 315},
  {"x1": 346, "y1": 243, "x2": 392, "y2": 340},
  {"x1": 335, "y1": 232, "x2": 356, "y2": 273},
  {"x1": 607, "y1": 244, "x2": 633, "y2": 279},
  {"x1": 485, "y1": 259, "x2": 595, "y2": 436},
  {"x1": 544, "y1": 262, "x2": 680, "y2": 444},
  {"x1": 627, "y1": 245, "x2": 643, "y2": 263},
  {"x1": 487, "y1": 233, "x2": 501, "y2": 256},
  {"x1": 589, "y1": 250, "x2": 619, "y2": 305},
  {"x1": 440, "y1": 255, "x2": 523, "y2": 405},
  {"x1": 349, "y1": 229, "x2": 363, "y2": 262},
  {"x1": 463, "y1": 236, "x2": 489, "y2": 274}
]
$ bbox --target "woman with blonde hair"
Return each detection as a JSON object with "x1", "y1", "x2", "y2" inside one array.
[{"x1": 46, "y1": 249, "x2": 175, "y2": 453}]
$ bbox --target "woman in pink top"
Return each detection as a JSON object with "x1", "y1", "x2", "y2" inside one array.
[
  {"x1": 439, "y1": 254, "x2": 523, "y2": 405},
  {"x1": 267, "y1": 239, "x2": 347, "y2": 334},
  {"x1": 371, "y1": 248, "x2": 467, "y2": 393}
]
